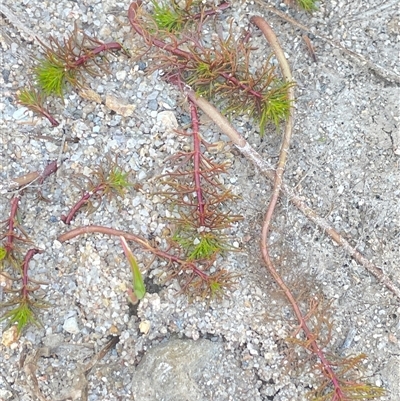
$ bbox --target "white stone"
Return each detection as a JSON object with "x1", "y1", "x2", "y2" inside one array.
[
  {"x1": 12, "y1": 107, "x2": 29, "y2": 120},
  {"x1": 116, "y1": 70, "x2": 127, "y2": 81},
  {"x1": 156, "y1": 111, "x2": 178, "y2": 130},
  {"x1": 63, "y1": 316, "x2": 80, "y2": 334}
]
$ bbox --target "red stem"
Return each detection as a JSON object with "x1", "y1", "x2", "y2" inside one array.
[
  {"x1": 4, "y1": 196, "x2": 20, "y2": 255},
  {"x1": 58, "y1": 225, "x2": 210, "y2": 280},
  {"x1": 74, "y1": 42, "x2": 122, "y2": 67},
  {"x1": 21, "y1": 248, "x2": 42, "y2": 299},
  {"x1": 219, "y1": 71, "x2": 263, "y2": 100},
  {"x1": 40, "y1": 109, "x2": 60, "y2": 127},
  {"x1": 191, "y1": 2, "x2": 231, "y2": 20},
  {"x1": 190, "y1": 100, "x2": 206, "y2": 226},
  {"x1": 128, "y1": 1, "x2": 264, "y2": 101},
  {"x1": 61, "y1": 184, "x2": 105, "y2": 224},
  {"x1": 38, "y1": 160, "x2": 58, "y2": 185}
]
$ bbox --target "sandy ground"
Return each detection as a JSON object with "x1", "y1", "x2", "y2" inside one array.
[{"x1": 0, "y1": 1, "x2": 399, "y2": 400}]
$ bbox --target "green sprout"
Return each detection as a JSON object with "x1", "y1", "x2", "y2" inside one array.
[
  {"x1": 0, "y1": 246, "x2": 7, "y2": 261},
  {"x1": 120, "y1": 236, "x2": 146, "y2": 301},
  {"x1": 0, "y1": 300, "x2": 43, "y2": 335},
  {"x1": 260, "y1": 81, "x2": 293, "y2": 133},
  {"x1": 209, "y1": 280, "x2": 223, "y2": 297},
  {"x1": 296, "y1": 0, "x2": 318, "y2": 12},
  {"x1": 105, "y1": 167, "x2": 133, "y2": 196},
  {"x1": 17, "y1": 86, "x2": 60, "y2": 126},
  {"x1": 152, "y1": 1, "x2": 184, "y2": 33},
  {"x1": 34, "y1": 56, "x2": 68, "y2": 98},
  {"x1": 173, "y1": 230, "x2": 228, "y2": 261}
]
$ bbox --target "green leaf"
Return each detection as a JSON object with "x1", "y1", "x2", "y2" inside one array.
[
  {"x1": 0, "y1": 246, "x2": 7, "y2": 261},
  {"x1": 297, "y1": 0, "x2": 318, "y2": 12},
  {"x1": 0, "y1": 301, "x2": 41, "y2": 334},
  {"x1": 151, "y1": 1, "x2": 183, "y2": 33},
  {"x1": 120, "y1": 236, "x2": 146, "y2": 300}
]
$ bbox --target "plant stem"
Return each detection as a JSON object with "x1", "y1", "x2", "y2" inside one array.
[
  {"x1": 57, "y1": 225, "x2": 210, "y2": 281},
  {"x1": 191, "y1": 2, "x2": 231, "y2": 20},
  {"x1": 190, "y1": 99, "x2": 206, "y2": 226},
  {"x1": 251, "y1": 16, "x2": 347, "y2": 397},
  {"x1": 40, "y1": 109, "x2": 60, "y2": 127},
  {"x1": 4, "y1": 196, "x2": 20, "y2": 255},
  {"x1": 21, "y1": 248, "x2": 42, "y2": 300},
  {"x1": 186, "y1": 92, "x2": 400, "y2": 299},
  {"x1": 74, "y1": 42, "x2": 123, "y2": 67},
  {"x1": 61, "y1": 184, "x2": 105, "y2": 224}
]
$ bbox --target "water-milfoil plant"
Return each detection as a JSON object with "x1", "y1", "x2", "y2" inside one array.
[
  {"x1": 0, "y1": 248, "x2": 47, "y2": 335},
  {"x1": 33, "y1": 25, "x2": 123, "y2": 99},
  {"x1": 17, "y1": 85, "x2": 59, "y2": 127},
  {"x1": 159, "y1": 99, "x2": 241, "y2": 262},
  {"x1": 61, "y1": 158, "x2": 133, "y2": 224},
  {"x1": 128, "y1": 0, "x2": 292, "y2": 134},
  {"x1": 57, "y1": 102, "x2": 238, "y2": 297},
  {"x1": 294, "y1": 0, "x2": 318, "y2": 12}
]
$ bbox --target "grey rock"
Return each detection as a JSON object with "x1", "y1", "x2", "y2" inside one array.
[
  {"x1": 131, "y1": 338, "x2": 262, "y2": 401},
  {"x1": 131, "y1": 338, "x2": 218, "y2": 401},
  {"x1": 147, "y1": 99, "x2": 158, "y2": 111}
]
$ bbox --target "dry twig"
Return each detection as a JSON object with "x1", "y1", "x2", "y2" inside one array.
[{"x1": 187, "y1": 92, "x2": 400, "y2": 299}]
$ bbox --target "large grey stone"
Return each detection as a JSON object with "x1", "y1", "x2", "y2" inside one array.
[{"x1": 131, "y1": 338, "x2": 221, "y2": 401}]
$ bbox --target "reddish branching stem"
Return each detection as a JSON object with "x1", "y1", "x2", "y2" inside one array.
[
  {"x1": 40, "y1": 108, "x2": 60, "y2": 127},
  {"x1": 61, "y1": 184, "x2": 105, "y2": 224},
  {"x1": 74, "y1": 42, "x2": 123, "y2": 67},
  {"x1": 21, "y1": 248, "x2": 42, "y2": 300},
  {"x1": 3, "y1": 196, "x2": 21, "y2": 255},
  {"x1": 190, "y1": 99, "x2": 206, "y2": 226},
  {"x1": 57, "y1": 225, "x2": 210, "y2": 281},
  {"x1": 128, "y1": 1, "x2": 265, "y2": 101},
  {"x1": 191, "y1": 2, "x2": 231, "y2": 20},
  {"x1": 251, "y1": 16, "x2": 348, "y2": 398}
]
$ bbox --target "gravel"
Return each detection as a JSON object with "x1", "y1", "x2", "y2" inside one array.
[{"x1": 0, "y1": 1, "x2": 399, "y2": 400}]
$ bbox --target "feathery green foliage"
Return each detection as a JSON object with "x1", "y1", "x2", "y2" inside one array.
[
  {"x1": 105, "y1": 167, "x2": 133, "y2": 196},
  {"x1": 0, "y1": 246, "x2": 7, "y2": 261},
  {"x1": 0, "y1": 300, "x2": 43, "y2": 335},
  {"x1": 151, "y1": 1, "x2": 184, "y2": 32},
  {"x1": 173, "y1": 230, "x2": 228, "y2": 261},
  {"x1": 34, "y1": 57, "x2": 67, "y2": 98},
  {"x1": 17, "y1": 85, "x2": 59, "y2": 126},
  {"x1": 133, "y1": 3, "x2": 292, "y2": 134},
  {"x1": 296, "y1": 0, "x2": 318, "y2": 12},
  {"x1": 261, "y1": 82, "x2": 293, "y2": 131}
]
